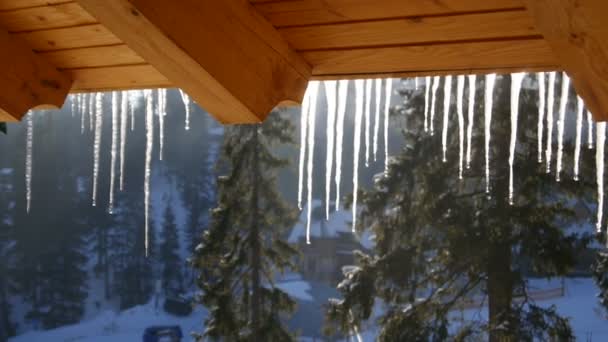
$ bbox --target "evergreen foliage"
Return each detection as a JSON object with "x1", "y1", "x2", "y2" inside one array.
[{"x1": 160, "y1": 204, "x2": 183, "y2": 296}]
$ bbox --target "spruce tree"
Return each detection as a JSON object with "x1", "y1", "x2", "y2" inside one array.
[
  {"x1": 326, "y1": 75, "x2": 594, "y2": 341},
  {"x1": 192, "y1": 110, "x2": 299, "y2": 341},
  {"x1": 160, "y1": 204, "x2": 182, "y2": 296}
]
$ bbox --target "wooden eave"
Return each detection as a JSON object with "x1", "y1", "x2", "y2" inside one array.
[{"x1": 0, "y1": 0, "x2": 605, "y2": 123}]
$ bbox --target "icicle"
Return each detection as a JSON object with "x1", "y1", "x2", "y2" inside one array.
[
  {"x1": 442, "y1": 76, "x2": 452, "y2": 162},
  {"x1": 120, "y1": 91, "x2": 128, "y2": 191},
  {"x1": 157, "y1": 89, "x2": 166, "y2": 161},
  {"x1": 484, "y1": 74, "x2": 497, "y2": 194},
  {"x1": 108, "y1": 91, "x2": 119, "y2": 214},
  {"x1": 70, "y1": 95, "x2": 76, "y2": 117},
  {"x1": 306, "y1": 81, "x2": 320, "y2": 244},
  {"x1": 545, "y1": 72, "x2": 556, "y2": 173},
  {"x1": 465, "y1": 75, "x2": 476, "y2": 169},
  {"x1": 588, "y1": 110, "x2": 594, "y2": 149},
  {"x1": 129, "y1": 91, "x2": 136, "y2": 131},
  {"x1": 297, "y1": 85, "x2": 311, "y2": 211},
  {"x1": 574, "y1": 96, "x2": 584, "y2": 181},
  {"x1": 456, "y1": 75, "x2": 465, "y2": 179},
  {"x1": 25, "y1": 112, "x2": 33, "y2": 213},
  {"x1": 92, "y1": 93, "x2": 103, "y2": 207},
  {"x1": 373, "y1": 78, "x2": 381, "y2": 162},
  {"x1": 364, "y1": 79, "x2": 372, "y2": 167},
  {"x1": 537, "y1": 72, "x2": 546, "y2": 163},
  {"x1": 556, "y1": 72, "x2": 570, "y2": 182},
  {"x1": 415, "y1": 77, "x2": 419, "y2": 90},
  {"x1": 384, "y1": 78, "x2": 393, "y2": 173},
  {"x1": 353, "y1": 80, "x2": 365, "y2": 232},
  {"x1": 424, "y1": 76, "x2": 431, "y2": 133},
  {"x1": 89, "y1": 93, "x2": 95, "y2": 132},
  {"x1": 430, "y1": 76, "x2": 440, "y2": 135},
  {"x1": 596, "y1": 122, "x2": 606, "y2": 232},
  {"x1": 144, "y1": 90, "x2": 154, "y2": 256},
  {"x1": 324, "y1": 81, "x2": 337, "y2": 220},
  {"x1": 179, "y1": 89, "x2": 191, "y2": 131},
  {"x1": 335, "y1": 80, "x2": 348, "y2": 211},
  {"x1": 509, "y1": 73, "x2": 525, "y2": 205},
  {"x1": 80, "y1": 94, "x2": 86, "y2": 135}
]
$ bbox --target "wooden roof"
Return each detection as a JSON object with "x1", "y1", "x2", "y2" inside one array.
[{"x1": 0, "y1": 0, "x2": 606, "y2": 124}]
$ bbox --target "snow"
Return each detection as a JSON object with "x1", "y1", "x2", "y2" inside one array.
[
  {"x1": 10, "y1": 304, "x2": 207, "y2": 342},
  {"x1": 288, "y1": 200, "x2": 352, "y2": 244},
  {"x1": 275, "y1": 281, "x2": 314, "y2": 302}
]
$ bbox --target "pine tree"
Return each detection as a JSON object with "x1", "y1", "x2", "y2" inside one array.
[
  {"x1": 326, "y1": 75, "x2": 594, "y2": 341},
  {"x1": 192, "y1": 110, "x2": 299, "y2": 341},
  {"x1": 160, "y1": 203, "x2": 182, "y2": 296}
]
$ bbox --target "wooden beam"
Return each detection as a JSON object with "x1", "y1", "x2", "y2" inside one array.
[
  {"x1": 0, "y1": 24, "x2": 72, "y2": 122},
  {"x1": 76, "y1": 0, "x2": 311, "y2": 123},
  {"x1": 525, "y1": 0, "x2": 608, "y2": 121}
]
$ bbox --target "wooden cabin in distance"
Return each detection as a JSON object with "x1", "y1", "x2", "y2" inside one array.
[{"x1": 0, "y1": 0, "x2": 606, "y2": 125}]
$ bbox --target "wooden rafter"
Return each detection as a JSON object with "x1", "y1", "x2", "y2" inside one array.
[
  {"x1": 0, "y1": 24, "x2": 72, "y2": 122},
  {"x1": 525, "y1": 0, "x2": 608, "y2": 121},
  {"x1": 76, "y1": 0, "x2": 312, "y2": 124}
]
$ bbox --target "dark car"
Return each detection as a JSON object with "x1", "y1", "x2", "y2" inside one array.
[{"x1": 142, "y1": 325, "x2": 183, "y2": 342}]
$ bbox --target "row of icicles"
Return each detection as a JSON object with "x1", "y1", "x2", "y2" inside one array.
[
  {"x1": 297, "y1": 72, "x2": 607, "y2": 244},
  {"x1": 25, "y1": 89, "x2": 193, "y2": 256}
]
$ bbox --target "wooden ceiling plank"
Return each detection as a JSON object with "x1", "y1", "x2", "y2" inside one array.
[
  {"x1": 14, "y1": 24, "x2": 121, "y2": 51},
  {"x1": 303, "y1": 39, "x2": 558, "y2": 76},
  {"x1": 76, "y1": 0, "x2": 311, "y2": 124},
  {"x1": 40, "y1": 44, "x2": 145, "y2": 69},
  {"x1": 0, "y1": 24, "x2": 72, "y2": 121},
  {"x1": 282, "y1": 10, "x2": 538, "y2": 51},
  {"x1": 525, "y1": 0, "x2": 608, "y2": 121},
  {"x1": 0, "y1": 2, "x2": 96, "y2": 33},
  {"x1": 254, "y1": 0, "x2": 525, "y2": 27},
  {"x1": 0, "y1": 0, "x2": 72, "y2": 12},
  {"x1": 69, "y1": 64, "x2": 170, "y2": 92}
]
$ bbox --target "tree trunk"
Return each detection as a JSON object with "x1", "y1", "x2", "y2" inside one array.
[
  {"x1": 250, "y1": 127, "x2": 261, "y2": 341},
  {"x1": 487, "y1": 241, "x2": 513, "y2": 342}
]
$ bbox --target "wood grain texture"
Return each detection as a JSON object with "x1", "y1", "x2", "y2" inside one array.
[
  {"x1": 254, "y1": 0, "x2": 525, "y2": 27},
  {"x1": 40, "y1": 44, "x2": 144, "y2": 68},
  {"x1": 68, "y1": 64, "x2": 170, "y2": 92},
  {"x1": 0, "y1": 2, "x2": 96, "y2": 32},
  {"x1": 0, "y1": 24, "x2": 72, "y2": 121},
  {"x1": 525, "y1": 0, "x2": 608, "y2": 121},
  {"x1": 14, "y1": 24, "x2": 120, "y2": 51},
  {"x1": 76, "y1": 0, "x2": 311, "y2": 123},
  {"x1": 0, "y1": 0, "x2": 72, "y2": 11},
  {"x1": 281, "y1": 10, "x2": 538, "y2": 51},
  {"x1": 303, "y1": 39, "x2": 558, "y2": 76}
]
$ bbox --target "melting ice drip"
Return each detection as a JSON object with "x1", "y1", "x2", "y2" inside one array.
[
  {"x1": 509, "y1": 73, "x2": 525, "y2": 205},
  {"x1": 297, "y1": 85, "x2": 311, "y2": 211},
  {"x1": 484, "y1": 74, "x2": 497, "y2": 194},
  {"x1": 25, "y1": 112, "x2": 33, "y2": 213},
  {"x1": 352, "y1": 80, "x2": 364, "y2": 232},
  {"x1": 383, "y1": 79, "x2": 392, "y2": 173},
  {"x1": 430, "y1": 76, "x2": 440, "y2": 135},
  {"x1": 556, "y1": 73, "x2": 570, "y2": 182},
  {"x1": 588, "y1": 110, "x2": 594, "y2": 150},
  {"x1": 324, "y1": 81, "x2": 337, "y2": 220},
  {"x1": 456, "y1": 75, "x2": 465, "y2": 179},
  {"x1": 442, "y1": 76, "x2": 452, "y2": 163},
  {"x1": 108, "y1": 91, "x2": 119, "y2": 214},
  {"x1": 305, "y1": 81, "x2": 320, "y2": 244},
  {"x1": 373, "y1": 79, "x2": 382, "y2": 162},
  {"x1": 573, "y1": 96, "x2": 584, "y2": 181},
  {"x1": 157, "y1": 89, "x2": 166, "y2": 161},
  {"x1": 465, "y1": 75, "x2": 476, "y2": 169},
  {"x1": 334, "y1": 80, "x2": 349, "y2": 211},
  {"x1": 179, "y1": 90, "x2": 191, "y2": 131},
  {"x1": 144, "y1": 90, "x2": 154, "y2": 256},
  {"x1": 364, "y1": 80, "x2": 372, "y2": 167},
  {"x1": 545, "y1": 72, "x2": 556, "y2": 173},
  {"x1": 120, "y1": 91, "x2": 128, "y2": 191},
  {"x1": 597, "y1": 122, "x2": 606, "y2": 232},
  {"x1": 537, "y1": 73, "x2": 546, "y2": 163},
  {"x1": 92, "y1": 93, "x2": 103, "y2": 207},
  {"x1": 424, "y1": 76, "x2": 431, "y2": 133}
]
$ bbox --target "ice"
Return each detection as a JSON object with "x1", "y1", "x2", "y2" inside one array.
[
  {"x1": 574, "y1": 96, "x2": 584, "y2": 181},
  {"x1": 157, "y1": 89, "x2": 166, "y2": 161},
  {"x1": 89, "y1": 93, "x2": 95, "y2": 132},
  {"x1": 509, "y1": 73, "x2": 525, "y2": 205},
  {"x1": 430, "y1": 76, "x2": 440, "y2": 135},
  {"x1": 335, "y1": 80, "x2": 348, "y2": 211},
  {"x1": 556, "y1": 72, "x2": 570, "y2": 182},
  {"x1": 25, "y1": 112, "x2": 33, "y2": 213},
  {"x1": 128, "y1": 90, "x2": 137, "y2": 131},
  {"x1": 466, "y1": 74, "x2": 476, "y2": 169},
  {"x1": 324, "y1": 81, "x2": 337, "y2": 220},
  {"x1": 179, "y1": 89, "x2": 191, "y2": 131},
  {"x1": 424, "y1": 76, "x2": 431, "y2": 133},
  {"x1": 297, "y1": 84, "x2": 311, "y2": 211},
  {"x1": 414, "y1": 77, "x2": 419, "y2": 89},
  {"x1": 144, "y1": 90, "x2": 154, "y2": 255},
  {"x1": 120, "y1": 91, "x2": 128, "y2": 191},
  {"x1": 108, "y1": 91, "x2": 118, "y2": 214},
  {"x1": 484, "y1": 74, "x2": 497, "y2": 194},
  {"x1": 588, "y1": 110, "x2": 594, "y2": 150},
  {"x1": 546, "y1": 72, "x2": 556, "y2": 173},
  {"x1": 305, "y1": 81, "x2": 320, "y2": 244},
  {"x1": 384, "y1": 78, "x2": 393, "y2": 173},
  {"x1": 373, "y1": 78, "x2": 381, "y2": 161},
  {"x1": 364, "y1": 79, "x2": 372, "y2": 167},
  {"x1": 353, "y1": 79, "x2": 365, "y2": 232},
  {"x1": 537, "y1": 72, "x2": 546, "y2": 163},
  {"x1": 442, "y1": 76, "x2": 452, "y2": 162},
  {"x1": 92, "y1": 93, "x2": 103, "y2": 207},
  {"x1": 456, "y1": 76, "x2": 465, "y2": 179},
  {"x1": 80, "y1": 94, "x2": 86, "y2": 134},
  {"x1": 596, "y1": 122, "x2": 606, "y2": 232}
]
